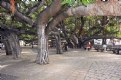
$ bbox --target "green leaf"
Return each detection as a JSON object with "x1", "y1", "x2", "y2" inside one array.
[
  {"x1": 61, "y1": 0, "x2": 75, "y2": 5},
  {"x1": 81, "y1": 0, "x2": 96, "y2": 6},
  {"x1": 61, "y1": 0, "x2": 96, "y2": 6}
]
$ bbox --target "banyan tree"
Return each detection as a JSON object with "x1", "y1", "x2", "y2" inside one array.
[{"x1": 0, "y1": 0, "x2": 121, "y2": 64}]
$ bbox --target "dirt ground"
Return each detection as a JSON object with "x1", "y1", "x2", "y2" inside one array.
[{"x1": 0, "y1": 47, "x2": 121, "y2": 80}]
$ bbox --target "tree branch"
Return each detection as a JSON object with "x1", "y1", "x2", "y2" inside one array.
[
  {"x1": 0, "y1": 24, "x2": 36, "y2": 35},
  {"x1": 0, "y1": 1, "x2": 34, "y2": 26},
  {"x1": 46, "y1": 1, "x2": 121, "y2": 35},
  {"x1": 45, "y1": 11, "x2": 68, "y2": 35},
  {"x1": 36, "y1": 0, "x2": 62, "y2": 25},
  {"x1": 66, "y1": 1, "x2": 121, "y2": 16},
  {"x1": 26, "y1": 0, "x2": 45, "y2": 15}
]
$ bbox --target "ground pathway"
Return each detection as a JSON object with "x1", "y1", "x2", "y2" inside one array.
[{"x1": 0, "y1": 47, "x2": 121, "y2": 80}]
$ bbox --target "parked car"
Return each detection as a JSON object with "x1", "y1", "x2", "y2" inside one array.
[
  {"x1": 93, "y1": 45, "x2": 104, "y2": 52},
  {"x1": 112, "y1": 45, "x2": 121, "y2": 54}
]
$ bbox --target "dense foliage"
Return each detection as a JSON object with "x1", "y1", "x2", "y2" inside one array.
[{"x1": 62, "y1": 0, "x2": 96, "y2": 6}]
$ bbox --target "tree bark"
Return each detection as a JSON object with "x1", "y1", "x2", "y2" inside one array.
[
  {"x1": 60, "y1": 21, "x2": 73, "y2": 48},
  {"x1": 36, "y1": 25, "x2": 49, "y2": 64},
  {"x1": 4, "y1": 39, "x2": 12, "y2": 55},
  {"x1": 66, "y1": 1, "x2": 121, "y2": 16},
  {"x1": 8, "y1": 32, "x2": 21, "y2": 59},
  {"x1": 55, "y1": 34, "x2": 63, "y2": 54},
  {"x1": 2, "y1": 31, "x2": 21, "y2": 59},
  {"x1": 78, "y1": 17, "x2": 85, "y2": 37},
  {"x1": 71, "y1": 35, "x2": 78, "y2": 48},
  {"x1": 36, "y1": 0, "x2": 62, "y2": 64}
]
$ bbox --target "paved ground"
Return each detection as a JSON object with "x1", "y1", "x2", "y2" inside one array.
[{"x1": 0, "y1": 47, "x2": 121, "y2": 80}]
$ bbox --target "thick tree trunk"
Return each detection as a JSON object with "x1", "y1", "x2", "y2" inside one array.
[
  {"x1": 71, "y1": 35, "x2": 79, "y2": 48},
  {"x1": 35, "y1": 0, "x2": 61, "y2": 64},
  {"x1": 78, "y1": 17, "x2": 85, "y2": 37},
  {"x1": 3, "y1": 32, "x2": 21, "y2": 59},
  {"x1": 60, "y1": 22, "x2": 73, "y2": 48},
  {"x1": 55, "y1": 34, "x2": 63, "y2": 54},
  {"x1": 78, "y1": 38, "x2": 82, "y2": 48},
  {"x1": 11, "y1": 32, "x2": 21, "y2": 59},
  {"x1": 36, "y1": 25, "x2": 49, "y2": 64},
  {"x1": 4, "y1": 39, "x2": 12, "y2": 55}
]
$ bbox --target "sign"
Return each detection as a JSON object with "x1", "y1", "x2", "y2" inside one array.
[{"x1": 94, "y1": 39, "x2": 102, "y2": 45}]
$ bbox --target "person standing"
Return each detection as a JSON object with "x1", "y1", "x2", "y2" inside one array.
[
  {"x1": 86, "y1": 42, "x2": 92, "y2": 51},
  {"x1": 103, "y1": 44, "x2": 107, "y2": 52}
]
